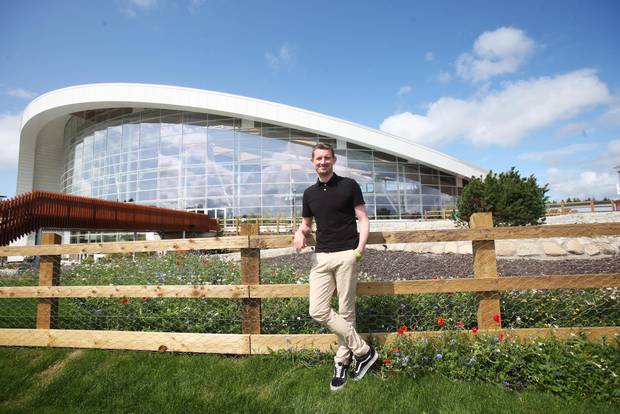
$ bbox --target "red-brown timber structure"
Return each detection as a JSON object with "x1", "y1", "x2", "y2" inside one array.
[{"x1": 0, "y1": 191, "x2": 219, "y2": 246}]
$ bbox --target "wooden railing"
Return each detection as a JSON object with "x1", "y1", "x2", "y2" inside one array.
[
  {"x1": 0, "y1": 213, "x2": 619, "y2": 354},
  {"x1": 546, "y1": 200, "x2": 616, "y2": 215}
]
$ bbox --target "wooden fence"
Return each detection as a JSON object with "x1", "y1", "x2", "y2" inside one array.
[{"x1": 0, "y1": 213, "x2": 619, "y2": 355}]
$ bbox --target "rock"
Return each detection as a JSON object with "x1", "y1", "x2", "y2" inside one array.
[
  {"x1": 596, "y1": 242, "x2": 617, "y2": 255},
  {"x1": 564, "y1": 239, "x2": 584, "y2": 255},
  {"x1": 516, "y1": 242, "x2": 540, "y2": 257},
  {"x1": 444, "y1": 242, "x2": 459, "y2": 254},
  {"x1": 584, "y1": 244, "x2": 600, "y2": 256},
  {"x1": 430, "y1": 244, "x2": 445, "y2": 254},
  {"x1": 458, "y1": 243, "x2": 473, "y2": 255},
  {"x1": 542, "y1": 241, "x2": 567, "y2": 256},
  {"x1": 496, "y1": 241, "x2": 516, "y2": 256}
]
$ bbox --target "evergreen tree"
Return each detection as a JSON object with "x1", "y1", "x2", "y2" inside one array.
[{"x1": 456, "y1": 167, "x2": 549, "y2": 227}]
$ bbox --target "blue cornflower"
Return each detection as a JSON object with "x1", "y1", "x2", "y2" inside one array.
[
  {"x1": 466, "y1": 356, "x2": 477, "y2": 365},
  {"x1": 400, "y1": 357, "x2": 411, "y2": 363},
  {"x1": 435, "y1": 353, "x2": 443, "y2": 360},
  {"x1": 503, "y1": 380, "x2": 510, "y2": 387}
]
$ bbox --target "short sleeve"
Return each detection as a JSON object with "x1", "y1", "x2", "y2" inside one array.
[
  {"x1": 352, "y1": 180, "x2": 365, "y2": 207},
  {"x1": 302, "y1": 190, "x2": 313, "y2": 218}
]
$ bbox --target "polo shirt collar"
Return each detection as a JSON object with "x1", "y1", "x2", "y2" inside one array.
[{"x1": 316, "y1": 173, "x2": 340, "y2": 186}]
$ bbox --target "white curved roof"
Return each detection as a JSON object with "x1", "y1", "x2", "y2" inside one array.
[{"x1": 18, "y1": 83, "x2": 486, "y2": 193}]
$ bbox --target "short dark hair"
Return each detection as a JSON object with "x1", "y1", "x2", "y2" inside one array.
[{"x1": 311, "y1": 143, "x2": 335, "y2": 159}]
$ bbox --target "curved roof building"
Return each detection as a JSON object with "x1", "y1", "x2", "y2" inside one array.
[{"x1": 18, "y1": 83, "x2": 486, "y2": 232}]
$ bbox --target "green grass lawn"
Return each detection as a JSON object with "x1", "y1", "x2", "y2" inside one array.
[{"x1": 0, "y1": 347, "x2": 617, "y2": 414}]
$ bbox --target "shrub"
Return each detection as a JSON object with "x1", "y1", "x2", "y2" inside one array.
[
  {"x1": 378, "y1": 331, "x2": 620, "y2": 404},
  {"x1": 456, "y1": 167, "x2": 549, "y2": 227}
]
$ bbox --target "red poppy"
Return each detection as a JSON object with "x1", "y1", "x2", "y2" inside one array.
[
  {"x1": 383, "y1": 357, "x2": 391, "y2": 364},
  {"x1": 392, "y1": 347, "x2": 399, "y2": 353},
  {"x1": 175, "y1": 260, "x2": 180, "y2": 266},
  {"x1": 493, "y1": 314, "x2": 501, "y2": 323},
  {"x1": 437, "y1": 317, "x2": 445, "y2": 326},
  {"x1": 447, "y1": 292, "x2": 454, "y2": 296},
  {"x1": 471, "y1": 327, "x2": 478, "y2": 334},
  {"x1": 457, "y1": 321, "x2": 464, "y2": 328},
  {"x1": 202, "y1": 258, "x2": 209, "y2": 265},
  {"x1": 497, "y1": 332, "x2": 505, "y2": 341},
  {"x1": 142, "y1": 297, "x2": 149, "y2": 302},
  {"x1": 120, "y1": 297, "x2": 128, "y2": 305},
  {"x1": 396, "y1": 325, "x2": 408, "y2": 335}
]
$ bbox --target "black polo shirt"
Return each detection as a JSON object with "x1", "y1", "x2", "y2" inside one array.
[{"x1": 302, "y1": 173, "x2": 365, "y2": 252}]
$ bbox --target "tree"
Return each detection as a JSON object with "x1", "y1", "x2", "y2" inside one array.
[{"x1": 456, "y1": 167, "x2": 549, "y2": 227}]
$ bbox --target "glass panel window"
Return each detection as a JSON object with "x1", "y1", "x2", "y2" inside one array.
[
  {"x1": 160, "y1": 113, "x2": 182, "y2": 136},
  {"x1": 208, "y1": 128, "x2": 235, "y2": 162},
  {"x1": 107, "y1": 126, "x2": 122, "y2": 154},
  {"x1": 94, "y1": 130, "x2": 106, "y2": 155},
  {"x1": 160, "y1": 135, "x2": 182, "y2": 156}
]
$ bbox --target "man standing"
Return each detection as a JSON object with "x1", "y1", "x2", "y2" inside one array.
[{"x1": 293, "y1": 143, "x2": 378, "y2": 391}]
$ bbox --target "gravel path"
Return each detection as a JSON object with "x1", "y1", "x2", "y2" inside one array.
[{"x1": 264, "y1": 250, "x2": 620, "y2": 280}]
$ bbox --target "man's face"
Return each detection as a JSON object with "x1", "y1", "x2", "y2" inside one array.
[{"x1": 312, "y1": 148, "x2": 336, "y2": 176}]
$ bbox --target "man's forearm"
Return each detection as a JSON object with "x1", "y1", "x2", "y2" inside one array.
[{"x1": 357, "y1": 217, "x2": 369, "y2": 251}]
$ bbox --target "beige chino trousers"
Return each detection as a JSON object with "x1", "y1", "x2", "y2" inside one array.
[{"x1": 308, "y1": 249, "x2": 370, "y2": 364}]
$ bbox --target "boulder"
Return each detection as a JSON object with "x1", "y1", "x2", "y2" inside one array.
[
  {"x1": 564, "y1": 239, "x2": 584, "y2": 255},
  {"x1": 496, "y1": 241, "x2": 516, "y2": 256},
  {"x1": 584, "y1": 243, "x2": 600, "y2": 256},
  {"x1": 516, "y1": 242, "x2": 540, "y2": 257},
  {"x1": 542, "y1": 241, "x2": 567, "y2": 256}
]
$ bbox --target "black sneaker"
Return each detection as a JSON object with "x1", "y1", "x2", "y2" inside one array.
[
  {"x1": 351, "y1": 347, "x2": 378, "y2": 381},
  {"x1": 330, "y1": 362, "x2": 348, "y2": 391}
]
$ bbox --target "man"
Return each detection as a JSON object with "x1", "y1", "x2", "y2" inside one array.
[{"x1": 293, "y1": 143, "x2": 378, "y2": 391}]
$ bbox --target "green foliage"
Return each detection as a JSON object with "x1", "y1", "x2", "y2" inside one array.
[
  {"x1": 379, "y1": 331, "x2": 620, "y2": 404},
  {"x1": 2, "y1": 348, "x2": 617, "y2": 413},
  {"x1": 457, "y1": 167, "x2": 549, "y2": 227}
]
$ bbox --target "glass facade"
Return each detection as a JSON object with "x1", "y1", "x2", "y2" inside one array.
[{"x1": 62, "y1": 108, "x2": 462, "y2": 221}]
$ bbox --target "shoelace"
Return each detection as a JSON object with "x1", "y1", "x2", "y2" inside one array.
[{"x1": 334, "y1": 364, "x2": 345, "y2": 379}]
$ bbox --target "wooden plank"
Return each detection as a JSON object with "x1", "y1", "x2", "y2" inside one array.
[
  {"x1": 470, "y1": 213, "x2": 500, "y2": 330},
  {"x1": 250, "y1": 284, "x2": 310, "y2": 298},
  {"x1": 248, "y1": 222, "x2": 620, "y2": 249},
  {"x1": 240, "y1": 224, "x2": 261, "y2": 335},
  {"x1": 0, "y1": 329, "x2": 250, "y2": 354},
  {"x1": 0, "y1": 236, "x2": 249, "y2": 256},
  {"x1": 37, "y1": 233, "x2": 61, "y2": 329},
  {"x1": 245, "y1": 274, "x2": 620, "y2": 298},
  {"x1": 0, "y1": 285, "x2": 250, "y2": 298},
  {"x1": 3, "y1": 222, "x2": 619, "y2": 257},
  {"x1": 250, "y1": 333, "x2": 339, "y2": 354},
  {"x1": 248, "y1": 327, "x2": 620, "y2": 353}
]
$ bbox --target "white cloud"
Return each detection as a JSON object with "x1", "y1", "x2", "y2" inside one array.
[
  {"x1": 544, "y1": 139, "x2": 620, "y2": 199},
  {"x1": 397, "y1": 85, "x2": 412, "y2": 96},
  {"x1": 425, "y1": 51, "x2": 434, "y2": 62},
  {"x1": 122, "y1": 0, "x2": 157, "y2": 16},
  {"x1": 518, "y1": 143, "x2": 598, "y2": 166},
  {"x1": 546, "y1": 168, "x2": 617, "y2": 200},
  {"x1": 555, "y1": 122, "x2": 589, "y2": 137},
  {"x1": 265, "y1": 43, "x2": 294, "y2": 71},
  {"x1": 0, "y1": 113, "x2": 21, "y2": 170},
  {"x1": 456, "y1": 27, "x2": 535, "y2": 82},
  {"x1": 188, "y1": 0, "x2": 206, "y2": 14},
  {"x1": 7, "y1": 88, "x2": 34, "y2": 99},
  {"x1": 436, "y1": 71, "x2": 452, "y2": 84},
  {"x1": 598, "y1": 103, "x2": 620, "y2": 125},
  {"x1": 380, "y1": 69, "x2": 609, "y2": 147}
]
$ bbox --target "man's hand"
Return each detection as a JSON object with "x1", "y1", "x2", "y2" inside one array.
[{"x1": 293, "y1": 230, "x2": 308, "y2": 253}]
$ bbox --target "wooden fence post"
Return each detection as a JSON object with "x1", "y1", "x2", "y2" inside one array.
[
  {"x1": 240, "y1": 224, "x2": 261, "y2": 334},
  {"x1": 36, "y1": 232, "x2": 61, "y2": 329},
  {"x1": 470, "y1": 213, "x2": 501, "y2": 330}
]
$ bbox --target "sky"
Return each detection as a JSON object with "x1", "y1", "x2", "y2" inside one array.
[{"x1": 1, "y1": 0, "x2": 619, "y2": 201}]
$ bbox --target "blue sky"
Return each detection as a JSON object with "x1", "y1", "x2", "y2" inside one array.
[{"x1": 1, "y1": 0, "x2": 619, "y2": 201}]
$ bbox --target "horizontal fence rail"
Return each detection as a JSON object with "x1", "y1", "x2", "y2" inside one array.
[
  {"x1": 2, "y1": 222, "x2": 620, "y2": 256},
  {"x1": 0, "y1": 214, "x2": 619, "y2": 355}
]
